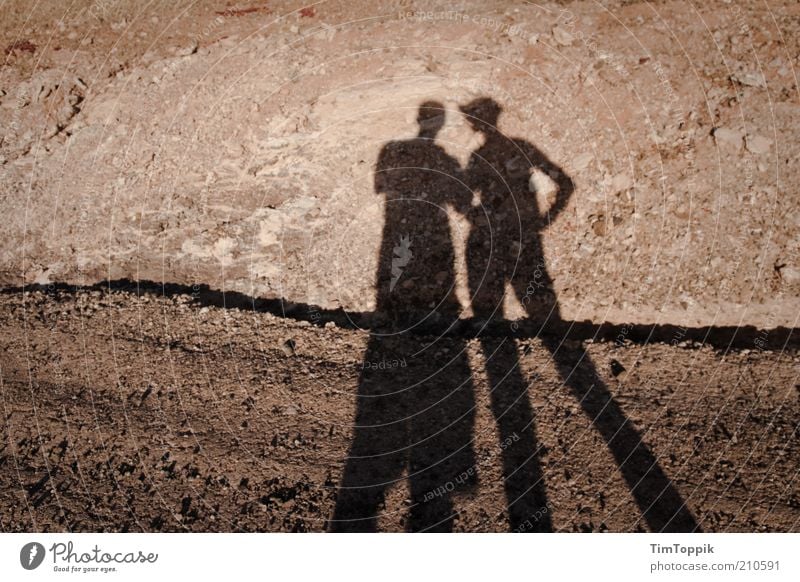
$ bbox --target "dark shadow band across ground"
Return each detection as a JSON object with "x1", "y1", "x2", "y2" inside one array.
[{"x1": 3, "y1": 279, "x2": 797, "y2": 351}]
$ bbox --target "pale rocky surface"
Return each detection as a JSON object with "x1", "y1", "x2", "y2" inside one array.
[{"x1": 1, "y1": 0, "x2": 799, "y2": 328}]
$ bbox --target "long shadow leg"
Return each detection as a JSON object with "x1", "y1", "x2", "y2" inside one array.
[
  {"x1": 406, "y1": 349, "x2": 476, "y2": 532},
  {"x1": 330, "y1": 340, "x2": 407, "y2": 532},
  {"x1": 540, "y1": 332, "x2": 700, "y2": 532},
  {"x1": 481, "y1": 336, "x2": 552, "y2": 532},
  {"x1": 407, "y1": 444, "x2": 456, "y2": 532},
  {"x1": 330, "y1": 427, "x2": 405, "y2": 531},
  {"x1": 330, "y1": 415, "x2": 406, "y2": 531}
]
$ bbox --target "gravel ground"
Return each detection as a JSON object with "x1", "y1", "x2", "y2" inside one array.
[
  {"x1": 1, "y1": 1, "x2": 799, "y2": 533},
  {"x1": 0, "y1": 288, "x2": 797, "y2": 532}
]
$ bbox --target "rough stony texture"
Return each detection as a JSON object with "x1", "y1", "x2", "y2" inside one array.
[
  {"x1": 1, "y1": 0, "x2": 799, "y2": 328},
  {"x1": 0, "y1": 289, "x2": 798, "y2": 532},
  {"x1": 1, "y1": 1, "x2": 799, "y2": 533}
]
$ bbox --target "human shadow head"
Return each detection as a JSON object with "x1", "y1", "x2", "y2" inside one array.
[
  {"x1": 416, "y1": 100, "x2": 446, "y2": 138},
  {"x1": 459, "y1": 97, "x2": 502, "y2": 134},
  {"x1": 330, "y1": 98, "x2": 477, "y2": 532},
  {"x1": 332, "y1": 94, "x2": 697, "y2": 533}
]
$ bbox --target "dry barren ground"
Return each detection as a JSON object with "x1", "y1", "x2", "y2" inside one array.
[
  {"x1": 0, "y1": 287, "x2": 797, "y2": 532},
  {"x1": 1, "y1": 0, "x2": 799, "y2": 532}
]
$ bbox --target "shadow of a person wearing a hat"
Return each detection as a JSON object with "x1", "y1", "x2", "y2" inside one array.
[{"x1": 460, "y1": 97, "x2": 698, "y2": 532}]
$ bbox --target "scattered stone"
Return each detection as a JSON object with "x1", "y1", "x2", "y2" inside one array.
[
  {"x1": 611, "y1": 172, "x2": 633, "y2": 194},
  {"x1": 281, "y1": 338, "x2": 296, "y2": 356},
  {"x1": 552, "y1": 26, "x2": 574, "y2": 46},
  {"x1": 591, "y1": 215, "x2": 607, "y2": 236},
  {"x1": 573, "y1": 152, "x2": 593, "y2": 172},
  {"x1": 174, "y1": 41, "x2": 198, "y2": 57},
  {"x1": 777, "y1": 266, "x2": 800, "y2": 285},
  {"x1": 732, "y1": 71, "x2": 766, "y2": 88},
  {"x1": 745, "y1": 134, "x2": 771, "y2": 155},
  {"x1": 712, "y1": 127, "x2": 743, "y2": 150},
  {"x1": 674, "y1": 203, "x2": 690, "y2": 220},
  {"x1": 610, "y1": 359, "x2": 626, "y2": 377}
]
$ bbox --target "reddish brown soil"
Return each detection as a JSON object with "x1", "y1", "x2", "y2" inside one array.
[{"x1": 0, "y1": 288, "x2": 797, "y2": 532}]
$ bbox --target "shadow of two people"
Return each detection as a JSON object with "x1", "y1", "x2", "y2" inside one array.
[{"x1": 330, "y1": 98, "x2": 698, "y2": 533}]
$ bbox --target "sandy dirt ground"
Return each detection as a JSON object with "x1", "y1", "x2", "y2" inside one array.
[
  {"x1": 0, "y1": 0, "x2": 798, "y2": 532},
  {"x1": 0, "y1": 286, "x2": 797, "y2": 532}
]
